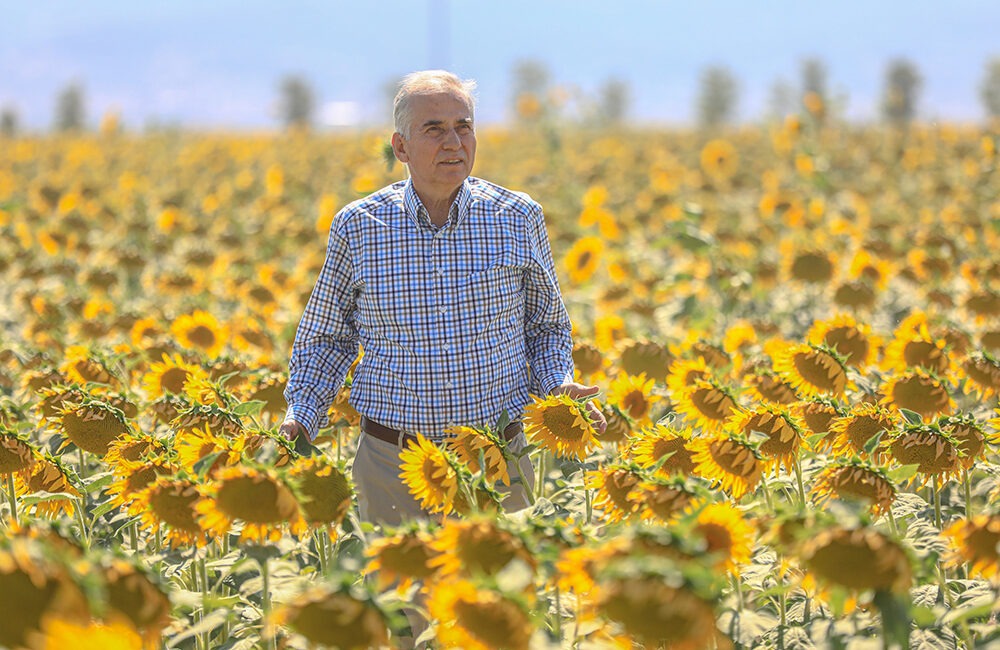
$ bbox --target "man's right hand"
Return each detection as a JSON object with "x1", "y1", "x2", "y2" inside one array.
[{"x1": 279, "y1": 420, "x2": 306, "y2": 443}]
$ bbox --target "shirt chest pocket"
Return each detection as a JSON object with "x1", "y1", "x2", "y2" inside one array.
[{"x1": 462, "y1": 261, "x2": 525, "y2": 330}]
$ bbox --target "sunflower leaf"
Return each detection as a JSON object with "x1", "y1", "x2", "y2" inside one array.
[
  {"x1": 233, "y1": 400, "x2": 266, "y2": 417},
  {"x1": 888, "y1": 463, "x2": 921, "y2": 483},
  {"x1": 84, "y1": 471, "x2": 114, "y2": 493},
  {"x1": 192, "y1": 451, "x2": 223, "y2": 478},
  {"x1": 863, "y1": 429, "x2": 886, "y2": 456},
  {"x1": 899, "y1": 408, "x2": 923, "y2": 425}
]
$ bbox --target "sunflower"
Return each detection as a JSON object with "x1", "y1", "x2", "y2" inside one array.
[
  {"x1": 59, "y1": 345, "x2": 120, "y2": 388},
  {"x1": 673, "y1": 378, "x2": 739, "y2": 434},
  {"x1": 879, "y1": 369, "x2": 955, "y2": 419},
  {"x1": 524, "y1": 393, "x2": 599, "y2": 460},
  {"x1": 133, "y1": 476, "x2": 208, "y2": 548},
  {"x1": 247, "y1": 373, "x2": 287, "y2": 418},
  {"x1": 616, "y1": 339, "x2": 674, "y2": 382},
  {"x1": 585, "y1": 464, "x2": 645, "y2": 523},
  {"x1": 832, "y1": 280, "x2": 878, "y2": 310},
  {"x1": 806, "y1": 314, "x2": 880, "y2": 369},
  {"x1": 882, "y1": 326, "x2": 951, "y2": 375},
  {"x1": 597, "y1": 564, "x2": 720, "y2": 650},
  {"x1": 15, "y1": 455, "x2": 81, "y2": 519},
  {"x1": 593, "y1": 313, "x2": 626, "y2": 352},
  {"x1": 606, "y1": 372, "x2": 661, "y2": 427},
  {"x1": 106, "y1": 455, "x2": 177, "y2": 511},
  {"x1": 365, "y1": 528, "x2": 441, "y2": 593},
  {"x1": 427, "y1": 579, "x2": 532, "y2": 650},
  {"x1": 666, "y1": 357, "x2": 714, "y2": 401},
  {"x1": 800, "y1": 526, "x2": 912, "y2": 594},
  {"x1": 692, "y1": 502, "x2": 756, "y2": 573},
  {"x1": 597, "y1": 402, "x2": 633, "y2": 445},
  {"x1": 793, "y1": 397, "x2": 845, "y2": 437},
  {"x1": 445, "y1": 425, "x2": 510, "y2": 487},
  {"x1": 286, "y1": 455, "x2": 353, "y2": 535},
  {"x1": 811, "y1": 460, "x2": 897, "y2": 516},
  {"x1": 729, "y1": 404, "x2": 806, "y2": 473},
  {"x1": 745, "y1": 369, "x2": 800, "y2": 405},
  {"x1": 627, "y1": 425, "x2": 697, "y2": 477},
  {"x1": 690, "y1": 434, "x2": 763, "y2": 500},
  {"x1": 938, "y1": 413, "x2": 987, "y2": 469},
  {"x1": 34, "y1": 618, "x2": 145, "y2": 650},
  {"x1": 196, "y1": 464, "x2": 306, "y2": 544},
  {"x1": 825, "y1": 402, "x2": 899, "y2": 459},
  {"x1": 55, "y1": 398, "x2": 130, "y2": 456},
  {"x1": 957, "y1": 353, "x2": 1000, "y2": 400},
  {"x1": 270, "y1": 584, "x2": 390, "y2": 650},
  {"x1": 700, "y1": 139, "x2": 738, "y2": 182},
  {"x1": 398, "y1": 434, "x2": 460, "y2": 516},
  {"x1": 571, "y1": 341, "x2": 605, "y2": 379},
  {"x1": 691, "y1": 340, "x2": 731, "y2": 370},
  {"x1": 0, "y1": 425, "x2": 38, "y2": 479},
  {"x1": 149, "y1": 394, "x2": 190, "y2": 427},
  {"x1": 563, "y1": 236, "x2": 603, "y2": 284},
  {"x1": 170, "y1": 309, "x2": 227, "y2": 359},
  {"x1": 941, "y1": 514, "x2": 1000, "y2": 579},
  {"x1": 103, "y1": 431, "x2": 168, "y2": 469},
  {"x1": 173, "y1": 424, "x2": 243, "y2": 476},
  {"x1": 170, "y1": 403, "x2": 244, "y2": 437},
  {"x1": 772, "y1": 343, "x2": 849, "y2": 397},
  {"x1": 427, "y1": 518, "x2": 535, "y2": 582},
  {"x1": 887, "y1": 424, "x2": 962, "y2": 486},
  {"x1": 140, "y1": 353, "x2": 207, "y2": 399},
  {"x1": 99, "y1": 559, "x2": 173, "y2": 645},
  {"x1": 634, "y1": 478, "x2": 699, "y2": 523},
  {"x1": 129, "y1": 316, "x2": 163, "y2": 349},
  {"x1": 787, "y1": 249, "x2": 837, "y2": 284}
]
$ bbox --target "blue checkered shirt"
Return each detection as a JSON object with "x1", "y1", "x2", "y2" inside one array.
[{"x1": 283, "y1": 177, "x2": 574, "y2": 441}]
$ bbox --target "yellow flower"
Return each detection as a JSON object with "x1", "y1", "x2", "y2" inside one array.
[
  {"x1": 786, "y1": 248, "x2": 837, "y2": 284},
  {"x1": 882, "y1": 325, "x2": 951, "y2": 375},
  {"x1": 196, "y1": 464, "x2": 306, "y2": 544},
  {"x1": 398, "y1": 434, "x2": 460, "y2": 516},
  {"x1": 270, "y1": 585, "x2": 390, "y2": 650},
  {"x1": 445, "y1": 425, "x2": 510, "y2": 487},
  {"x1": 700, "y1": 139, "x2": 738, "y2": 182},
  {"x1": 16, "y1": 455, "x2": 82, "y2": 519},
  {"x1": 879, "y1": 369, "x2": 955, "y2": 420},
  {"x1": 887, "y1": 424, "x2": 962, "y2": 486},
  {"x1": 825, "y1": 402, "x2": 898, "y2": 459},
  {"x1": 37, "y1": 618, "x2": 144, "y2": 650},
  {"x1": 801, "y1": 526, "x2": 912, "y2": 594},
  {"x1": 524, "y1": 393, "x2": 599, "y2": 460},
  {"x1": 0, "y1": 425, "x2": 38, "y2": 479},
  {"x1": 627, "y1": 425, "x2": 696, "y2": 477},
  {"x1": 690, "y1": 434, "x2": 763, "y2": 500},
  {"x1": 606, "y1": 372, "x2": 661, "y2": 426},
  {"x1": 729, "y1": 404, "x2": 806, "y2": 473},
  {"x1": 693, "y1": 502, "x2": 755, "y2": 573},
  {"x1": 585, "y1": 465, "x2": 645, "y2": 523},
  {"x1": 286, "y1": 455, "x2": 353, "y2": 535},
  {"x1": 673, "y1": 378, "x2": 739, "y2": 434},
  {"x1": 666, "y1": 356, "x2": 714, "y2": 401},
  {"x1": 133, "y1": 477, "x2": 208, "y2": 548},
  {"x1": 427, "y1": 518, "x2": 535, "y2": 582},
  {"x1": 170, "y1": 309, "x2": 227, "y2": 359},
  {"x1": 140, "y1": 353, "x2": 207, "y2": 399},
  {"x1": 956, "y1": 354, "x2": 1000, "y2": 400},
  {"x1": 58, "y1": 398, "x2": 130, "y2": 457},
  {"x1": 365, "y1": 528, "x2": 440, "y2": 593},
  {"x1": 811, "y1": 461, "x2": 897, "y2": 516},
  {"x1": 426, "y1": 579, "x2": 532, "y2": 650},
  {"x1": 942, "y1": 514, "x2": 1000, "y2": 579},
  {"x1": 806, "y1": 314, "x2": 880, "y2": 369},
  {"x1": 772, "y1": 343, "x2": 849, "y2": 397},
  {"x1": 616, "y1": 339, "x2": 673, "y2": 382},
  {"x1": 563, "y1": 236, "x2": 603, "y2": 284}
]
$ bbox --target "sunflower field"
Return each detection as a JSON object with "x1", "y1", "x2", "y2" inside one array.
[{"x1": 1, "y1": 114, "x2": 999, "y2": 649}]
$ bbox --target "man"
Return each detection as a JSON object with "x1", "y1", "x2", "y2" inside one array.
[{"x1": 280, "y1": 70, "x2": 605, "y2": 526}]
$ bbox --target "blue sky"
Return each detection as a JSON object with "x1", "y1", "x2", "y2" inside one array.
[{"x1": 1, "y1": 0, "x2": 997, "y2": 129}]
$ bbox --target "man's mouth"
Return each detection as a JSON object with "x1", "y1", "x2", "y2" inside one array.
[{"x1": 440, "y1": 159, "x2": 464, "y2": 165}]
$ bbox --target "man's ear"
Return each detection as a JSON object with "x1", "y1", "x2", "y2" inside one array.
[{"x1": 391, "y1": 132, "x2": 409, "y2": 163}]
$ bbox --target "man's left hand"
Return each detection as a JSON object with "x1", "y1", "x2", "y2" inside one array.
[{"x1": 551, "y1": 382, "x2": 607, "y2": 435}]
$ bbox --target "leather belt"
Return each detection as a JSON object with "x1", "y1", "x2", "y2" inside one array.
[{"x1": 360, "y1": 416, "x2": 523, "y2": 447}]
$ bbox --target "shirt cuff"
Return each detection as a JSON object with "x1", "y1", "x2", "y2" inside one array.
[
  {"x1": 283, "y1": 403, "x2": 320, "y2": 441},
  {"x1": 541, "y1": 370, "x2": 575, "y2": 396}
]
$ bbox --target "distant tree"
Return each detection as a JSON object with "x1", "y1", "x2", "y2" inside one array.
[
  {"x1": 881, "y1": 59, "x2": 922, "y2": 126},
  {"x1": 1, "y1": 104, "x2": 18, "y2": 136},
  {"x1": 510, "y1": 59, "x2": 551, "y2": 121},
  {"x1": 55, "y1": 82, "x2": 86, "y2": 131},
  {"x1": 697, "y1": 66, "x2": 739, "y2": 128},
  {"x1": 278, "y1": 75, "x2": 315, "y2": 129},
  {"x1": 981, "y1": 57, "x2": 1000, "y2": 120},
  {"x1": 801, "y1": 57, "x2": 829, "y2": 122},
  {"x1": 766, "y1": 78, "x2": 796, "y2": 121},
  {"x1": 595, "y1": 77, "x2": 630, "y2": 125}
]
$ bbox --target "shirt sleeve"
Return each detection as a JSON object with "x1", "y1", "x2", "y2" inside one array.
[
  {"x1": 522, "y1": 202, "x2": 575, "y2": 396},
  {"x1": 283, "y1": 215, "x2": 360, "y2": 440}
]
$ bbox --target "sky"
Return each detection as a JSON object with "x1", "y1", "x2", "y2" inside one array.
[{"x1": 1, "y1": 0, "x2": 998, "y2": 130}]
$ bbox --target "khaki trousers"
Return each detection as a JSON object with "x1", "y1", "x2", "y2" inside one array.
[{"x1": 352, "y1": 431, "x2": 536, "y2": 527}]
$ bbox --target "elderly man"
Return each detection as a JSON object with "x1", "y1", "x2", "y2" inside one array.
[{"x1": 279, "y1": 70, "x2": 604, "y2": 526}]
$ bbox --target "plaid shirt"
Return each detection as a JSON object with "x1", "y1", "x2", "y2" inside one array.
[{"x1": 284, "y1": 177, "x2": 574, "y2": 441}]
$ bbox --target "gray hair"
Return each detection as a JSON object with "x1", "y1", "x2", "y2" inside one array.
[{"x1": 393, "y1": 70, "x2": 476, "y2": 139}]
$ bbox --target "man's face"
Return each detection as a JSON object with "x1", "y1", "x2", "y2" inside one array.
[{"x1": 392, "y1": 92, "x2": 476, "y2": 200}]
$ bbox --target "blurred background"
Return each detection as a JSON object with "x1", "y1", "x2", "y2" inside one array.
[{"x1": 2, "y1": 0, "x2": 999, "y2": 133}]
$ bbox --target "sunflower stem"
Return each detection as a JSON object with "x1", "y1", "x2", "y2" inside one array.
[
  {"x1": 931, "y1": 476, "x2": 942, "y2": 531},
  {"x1": 553, "y1": 584, "x2": 562, "y2": 642},
  {"x1": 584, "y1": 486, "x2": 592, "y2": 525},
  {"x1": 5, "y1": 473, "x2": 18, "y2": 526},
  {"x1": 536, "y1": 451, "x2": 547, "y2": 501},
  {"x1": 129, "y1": 519, "x2": 138, "y2": 552},
  {"x1": 732, "y1": 573, "x2": 744, "y2": 612},
  {"x1": 759, "y1": 473, "x2": 774, "y2": 513},
  {"x1": 793, "y1": 459, "x2": 807, "y2": 510},
  {"x1": 200, "y1": 555, "x2": 211, "y2": 650},
  {"x1": 511, "y1": 450, "x2": 535, "y2": 507},
  {"x1": 260, "y1": 557, "x2": 276, "y2": 650},
  {"x1": 315, "y1": 529, "x2": 327, "y2": 574},
  {"x1": 886, "y1": 506, "x2": 899, "y2": 537},
  {"x1": 75, "y1": 498, "x2": 90, "y2": 550},
  {"x1": 962, "y1": 466, "x2": 973, "y2": 519},
  {"x1": 336, "y1": 427, "x2": 342, "y2": 464}
]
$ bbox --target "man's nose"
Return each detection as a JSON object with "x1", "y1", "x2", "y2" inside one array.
[{"x1": 442, "y1": 128, "x2": 461, "y2": 148}]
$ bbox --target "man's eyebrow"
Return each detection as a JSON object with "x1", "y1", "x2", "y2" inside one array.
[{"x1": 420, "y1": 117, "x2": 474, "y2": 128}]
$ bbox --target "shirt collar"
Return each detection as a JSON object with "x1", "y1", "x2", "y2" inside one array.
[{"x1": 403, "y1": 178, "x2": 473, "y2": 231}]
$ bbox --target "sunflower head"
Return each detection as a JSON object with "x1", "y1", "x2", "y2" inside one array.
[
  {"x1": 627, "y1": 424, "x2": 697, "y2": 477},
  {"x1": 811, "y1": 459, "x2": 897, "y2": 516},
  {"x1": 196, "y1": 464, "x2": 305, "y2": 544},
  {"x1": 585, "y1": 464, "x2": 646, "y2": 523},
  {"x1": 941, "y1": 513, "x2": 1000, "y2": 580},
  {"x1": 807, "y1": 314, "x2": 880, "y2": 369},
  {"x1": 56, "y1": 397, "x2": 130, "y2": 456},
  {"x1": 572, "y1": 341, "x2": 605, "y2": 378},
  {"x1": 607, "y1": 372, "x2": 661, "y2": 426},
  {"x1": 140, "y1": 353, "x2": 207, "y2": 400},
  {"x1": 365, "y1": 527, "x2": 441, "y2": 593},
  {"x1": 690, "y1": 502, "x2": 756, "y2": 574},
  {"x1": 99, "y1": 558, "x2": 172, "y2": 643},
  {"x1": 445, "y1": 424, "x2": 510, "y2": 487},
  {"x1": 287, "y1": 455, "x2": 353, "y2": 533},
  {"x1": 773, "y1": 343, "x2": 849, "y2": 397},
  {"x1": 428, "y1": 518, "x2": 535, "y2": 582},
  {"x1": 0, "y1": 425, "x2": 38, "y2": 478},
  {"x1": 17, "y1": 455, "x2": 82, "y2": 519},
  {"x1": 398, "y1": 433, "x2": 461, "y2": 516},
  {"x1": 958, "y1": 353, "x2": 1000, "y2": 400},
  {"x1": 879, "y1": 369, "x2": 955, "y2": 419},
  {"x1": 564, "y1": 236, "x2": 604, "y2": 285},
  {"x1": 524, "y1": 393, "x2": 599, "y2": 460},
  {"x1": 801, "y1": 525, "x2": 912, "y2": 594},
  {"x1": 134, "y1": 477, "x2": 207, "y2": 548},
  {"x1": 170, "y1": 309, "x2": 227, "y2": 359},
  {"x1": 730, "y1": 404, "x2": 806, "y2": 472},
  {"x1": 937, "y1": 413, "x2": 986, "y2": 469},
  {"x1": 427, "y1": 578, "x2": 534, "y2": 650},
  {"x1": 673, "y1": 378, "x2": 740, "y2": 434},
  {"x1": 887, "y1": 422, "x2": 962, "y2": 485},
  {"x1": 616, "y1": 339, "x2": 674, "y2": 382},
  {"x1": 690, "y1": 433, "x2": 764, "y2": 501},
  {"x1": 270, "y1": 583, "x2": 392, "y2": 649},
  {"x1": 826, "y1": 402, "x2": 899, "y2": 460}
]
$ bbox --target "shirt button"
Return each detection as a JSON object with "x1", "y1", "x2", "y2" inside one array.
[
  {"x1": 445, "y1": 382, "x2": 454, "y2": 389},
  {"x1": 439, "y1": 306, "x2": 448, "y2": 314},
  {"x1": 442, "y1": 344, "x2": 450, "y2": 352}
]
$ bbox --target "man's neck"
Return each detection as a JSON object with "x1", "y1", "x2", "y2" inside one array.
[{"x1": 413, "y1": 183, "x2": 461, "y2": 227}]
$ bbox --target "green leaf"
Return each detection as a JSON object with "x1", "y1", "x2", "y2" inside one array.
[
  {"x1": 20, "y1": 491, "x2": 78, "y2": 505},
  {"x1": 192, "y1": 451, "x2": 223, "y2": 478},
  {"x1": 899, "y1": 408, "x2": 923, "y2": 425},
  {"x1": 863, "y1": 428, "x2": 887, "y2": 456},
  {"x1": 233, "y1": 400, "x2": 266, "y2": 417},
  {"x1": 888, "y1": 463, "x2": 921, "y2": 483},
  {"x1": 84, "y1": 472, "x2": 114, "y2": 493},
  {"x1": 872, "y1": 590, "x2": 911, "y2": 649}
]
